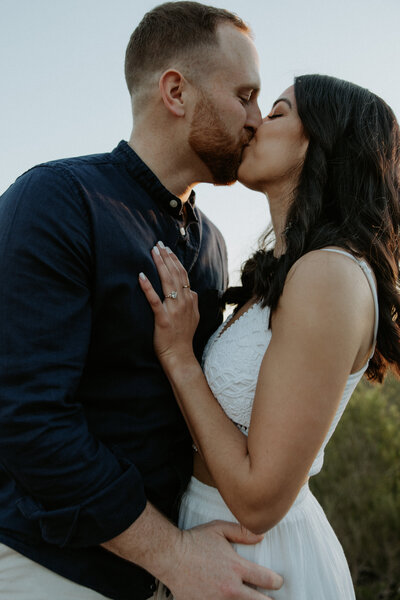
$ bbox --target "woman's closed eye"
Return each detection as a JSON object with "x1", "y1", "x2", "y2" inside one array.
[{"x1": 267, "y1": 113, "x2": 283, "y2": 119}]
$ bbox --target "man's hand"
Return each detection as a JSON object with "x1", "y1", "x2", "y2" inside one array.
[
  {"x1": 164, "y1": 520, "x2": 282, "y2": 600},
  {"x1": 103, "y1": 503, "x2": 283, "y2": 600}
]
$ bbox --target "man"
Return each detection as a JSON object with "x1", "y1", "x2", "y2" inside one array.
[{"x1": 0, "y1": 3, "x2": 283, "y2": 599}]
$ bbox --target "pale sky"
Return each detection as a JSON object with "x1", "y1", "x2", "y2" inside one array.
[{"x1": 1, "y1": 0, "x2": 400, "y2": 283}]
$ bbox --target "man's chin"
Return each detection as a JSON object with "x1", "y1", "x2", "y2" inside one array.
[
  {"x1": 212, "y1": 178, "x2": 237, "y2": 187},
  {"x1": 196, "y1": 148, "x2": 242, "y2": 186},
  {"x1": 207, "y1": 163, "x2": 239, "y2": 186},
  {"x1": 211, "y1": 164, "x2": 239, "y2": 186}
]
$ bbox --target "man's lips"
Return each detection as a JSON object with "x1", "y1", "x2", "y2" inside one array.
[
  {"x1": 239, "y1": 134, "x2": 255, "y2": 160},
  {"x1": 239, "y1": 143, "x2": 251, "y2": 162},
  {"x1": 242, "y1": 140, "x2": 254, "y2": 152},
  {"x1": 244, "y1": 133, "x2": 256, "y2": 148}
]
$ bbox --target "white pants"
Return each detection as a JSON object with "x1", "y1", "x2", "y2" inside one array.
[
  {"x1": 0, "y1": 542, "x2": 168, "y2": 600},
  {"x1": 0, "y1": 543, "x2": 111, "y2": 599}
]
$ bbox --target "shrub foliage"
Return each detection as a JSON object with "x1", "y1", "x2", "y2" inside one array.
[{"x1": 310, "y1": 375, "x2": 400, "y2": 599}]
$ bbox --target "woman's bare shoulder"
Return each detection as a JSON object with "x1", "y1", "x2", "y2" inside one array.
[
  {"x1": 276, "y1": 247, "x2": 374, "y2": 333},
  {"x1": 285, "y1": 248, "x2": 373, "y2": 295}
]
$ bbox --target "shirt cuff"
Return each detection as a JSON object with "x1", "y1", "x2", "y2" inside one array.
[{"x1": 16, "y1": 457, "x2": 147, "y2": 548}]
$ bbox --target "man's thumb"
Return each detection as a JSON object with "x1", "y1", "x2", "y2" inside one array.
[{"x1": 216, "y1": 520, "x2": 264, "y2": 545}]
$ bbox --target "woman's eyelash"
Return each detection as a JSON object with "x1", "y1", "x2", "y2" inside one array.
[{"x1": 268, "y1": 114, "x2": 283, "y2": 119}]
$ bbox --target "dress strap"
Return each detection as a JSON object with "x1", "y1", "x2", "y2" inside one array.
[{"x1": 320, "y1": 248, "x2": 379, "y2": 358}]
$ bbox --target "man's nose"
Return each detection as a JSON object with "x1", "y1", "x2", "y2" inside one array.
[{"x1": 246, "y1": 102, "x2": 262, "y2": 132}]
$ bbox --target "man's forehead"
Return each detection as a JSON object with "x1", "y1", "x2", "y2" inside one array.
[
  {"x1": 212, "y1": 54, "x2": 261, "y2": 91},
  {"x1": 215, "y1": 22, "x2": 257, "y2": 57},
  {"x1": 214, "y1": 23, "x2": 260, "y2": 86}
]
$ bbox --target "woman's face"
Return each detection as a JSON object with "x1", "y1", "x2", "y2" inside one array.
[{"x1": 238, "y1": 85, "x2": 309, "y2": 193}]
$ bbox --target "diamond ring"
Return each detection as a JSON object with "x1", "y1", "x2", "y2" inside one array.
[{"x1": 165, "y1": 290, "x2": 178, "y2": 299}]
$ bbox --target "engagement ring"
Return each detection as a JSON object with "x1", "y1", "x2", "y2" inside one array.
[{"x1": 165, "y1": 291, "x2": 178, "y2": 299}]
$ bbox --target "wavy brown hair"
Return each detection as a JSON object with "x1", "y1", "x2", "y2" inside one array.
[{"x1": 225, "y1": 75, "x2": 400, "y2": 382}]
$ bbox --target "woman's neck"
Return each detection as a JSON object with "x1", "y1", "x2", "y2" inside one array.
[{"x1": 264, "y1": 187, "x2": 292, "y2": 258}]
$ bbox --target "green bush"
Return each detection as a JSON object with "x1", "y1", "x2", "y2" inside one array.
[{"x1": 310, "y1": 375, "x2": 400, "y2": 599}]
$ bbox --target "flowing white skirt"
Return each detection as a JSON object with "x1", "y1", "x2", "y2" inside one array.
[{"x1": 177, "y1": 477, "x2": 356, "y2": 600}]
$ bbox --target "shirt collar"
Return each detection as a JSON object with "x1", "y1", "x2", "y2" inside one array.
[{"x1": 113, "y1": 140, "x2": 197, "y2": 220}]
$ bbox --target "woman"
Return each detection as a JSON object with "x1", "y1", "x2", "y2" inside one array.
[{"x1": 139, "y1": 75, "x2": 400, "y2": 599}]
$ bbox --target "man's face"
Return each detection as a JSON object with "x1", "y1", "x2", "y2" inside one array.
[{"x1": 188, "y1": 24, "x2": 262, "y2": 185}]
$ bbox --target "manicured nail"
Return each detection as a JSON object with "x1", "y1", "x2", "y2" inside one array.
[
  {"x1": 273, "y1": 574, "x2": 283, "y2": 589},
  {"x1": 166, "y1": 246, "x2": 173, "y2": 254},
  {"x1": 158, "y1": 241, "x2": 165, "y2": 249},
  {"x1": 153, "y1": 245, "x2": 160, "y2": 255},
  {"x1": 139, "y1": 272, "x2": 147, "y2": 281}
]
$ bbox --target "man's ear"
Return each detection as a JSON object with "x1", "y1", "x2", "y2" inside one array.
[{"x1": 159, "y1": 70, "x2": 187, "y2": 117}]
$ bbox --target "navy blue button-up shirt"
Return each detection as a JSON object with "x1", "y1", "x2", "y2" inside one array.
[{"x1": 0, "y1": 141, "x2": 228, "y2": 599}]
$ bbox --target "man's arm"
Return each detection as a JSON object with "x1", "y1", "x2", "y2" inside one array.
[{"x1": 0, "y1": 166, "x2": 146, "y2": 546}]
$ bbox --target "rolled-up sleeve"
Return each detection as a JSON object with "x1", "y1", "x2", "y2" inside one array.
[{"x1": 0, "y1": 166, "x2": 147, "y2": 547}]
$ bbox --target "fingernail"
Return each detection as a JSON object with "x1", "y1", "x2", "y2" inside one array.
[
  {"x1": 158, "y1": 241, "x2": 165, "y2": 249},
  {"x1": 166, "y1": 247, "x2": 173, "y2": 254},
  {"x1": 153, "y1": 245, "x2": 160, "y2": 255},
  {"x1": 139, "y1": 272, "x2": 147, "y2": 281},
  {"x1": 273, "y1": 574, "x2": 283, "y2": 589}
]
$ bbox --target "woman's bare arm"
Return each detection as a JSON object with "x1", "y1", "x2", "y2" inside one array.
[{"x1": 140, "y1": 245, "x2": 375, "y2": 533}]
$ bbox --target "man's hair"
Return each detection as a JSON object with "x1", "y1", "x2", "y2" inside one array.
[{"x1": 124, "y1": 1, "x2": 250, "y2": 96}]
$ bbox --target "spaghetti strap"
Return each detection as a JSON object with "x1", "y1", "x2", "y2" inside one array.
[{"x1": 320, "y1": 248, "x2": 379, "y2": 357}]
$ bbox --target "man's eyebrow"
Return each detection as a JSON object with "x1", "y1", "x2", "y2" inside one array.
[
  {"x1": 239, "y1": 83, "x2": 261, "y2": 95},
  {"x1": 272, "y1": 97, "x2": 292, "y2": 109}
]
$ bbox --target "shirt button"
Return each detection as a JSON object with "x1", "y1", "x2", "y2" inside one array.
[
  {"x1": 170, "y1": 199, "x2": 178, "y2": 208},
  {"x1": 180, "y1": 227, "x2": 186, "y2": 236}
]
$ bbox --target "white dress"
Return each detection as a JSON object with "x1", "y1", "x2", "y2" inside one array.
[{"x1": 178, "y1": 249, "x2": 379, "y2": 600}]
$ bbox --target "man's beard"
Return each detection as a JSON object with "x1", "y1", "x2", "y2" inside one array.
[{"x1": 188, "y1": 95, "x2": 251, "y2": 185}]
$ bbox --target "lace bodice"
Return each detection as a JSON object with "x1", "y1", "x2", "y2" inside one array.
[
  {"x1": 203, "y1": 302, "x2": 270, "y2": 434},
  {"x1": 202, "y1": 249, "x2": 379, "y2": 477}
]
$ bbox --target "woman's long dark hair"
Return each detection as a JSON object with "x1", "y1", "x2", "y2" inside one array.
[{"x1": 225, "y1": 75, "x2": 400, "y2": 382}]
